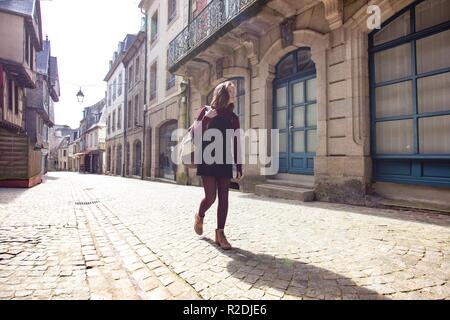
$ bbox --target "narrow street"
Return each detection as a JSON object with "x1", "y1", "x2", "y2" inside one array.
[{"x1": 0, "y1": 172, "x2": 448, "y2": 300}]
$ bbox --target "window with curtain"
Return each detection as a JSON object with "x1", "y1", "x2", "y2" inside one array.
[{"x1": 370, "y1": 0, "x2": 450, "y2": 185}]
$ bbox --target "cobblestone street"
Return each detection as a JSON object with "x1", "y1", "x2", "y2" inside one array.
[{"x1": 0, "y1": 172, "x2": 449, "y2": 300}]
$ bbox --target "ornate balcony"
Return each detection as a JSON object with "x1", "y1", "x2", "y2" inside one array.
[{"x1": 168, "y1": 0, "x2": 266, "y2": 73}]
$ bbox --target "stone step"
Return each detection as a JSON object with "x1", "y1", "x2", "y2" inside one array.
[
  {"x1": 255, "y1": 184, "x2": 315, "y2": 202},
  {"x1": 266, "y1": 179, "x2": 314, "y2": 189}
]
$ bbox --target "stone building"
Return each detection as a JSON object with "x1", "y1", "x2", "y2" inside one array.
[
  {"x1": 139, "y1": 0, "x2": 189, "y2": 182},
  {"x1": 56, "y1": 135, "x2": 69, "y2": 171},
  {"x1": 48, "y1": 124, "x2": 74, "y2": 171},
  {"x1": 166, "y1": 0, "x2": 450, "y2": 209},
  {"x1": 104, "y1": 34, "x2": 136, "y2": 176},
  {"x1": 122, "y1": 30, "x2": 146, "y2": 178},
  {"x1": 68, "y1": 130, "x2": 80, "y2": 172},
  {"x1": 78, "y1": 98, "x2": 106, "y2": 173}
]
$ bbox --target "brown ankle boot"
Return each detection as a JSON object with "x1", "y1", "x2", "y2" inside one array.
[
  {"x1": 215, "y1": 229, "x2": 232, "y2": 250},
  {"x1": 194, "y1": 214, "x2": 204, "y2": 235}
]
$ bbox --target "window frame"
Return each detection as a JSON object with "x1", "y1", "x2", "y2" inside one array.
[
  {"x1": 369, "y1": 0, "x2": 450, "y2": 159},
  {"x1": 206, "y1": 77, "x2": 246, "y2": 129},
  {"x1": 134, "y1": 94, "x2": 139, "y2": 126},
  {"x1": 150, "y1": 62, "x2": 157, "y2": 101},
  {"x1": 117, "y1": 105, "x2": 122, "y2": 130},
  {"x1": 14, "y1": 82, "x2": 19, "y2": 115},
  {"x1": 168, "y1": 0, "x2": 177, "y2": 24},
  {"x1": 369, "y1": 0, "x2": 450, "y2": 187},
  {"x1": 118, "y1": 73, "x2": 123, "y2": 96},
  {"x1": 151, "y1": 11, "x2": 159, "y2": 44},
  {"x1": 128, "y1": 65, "x2": 134, "y2": 89},
  {"x1": 8, "y1": 79, "x2": 13, "y2": 111},
  {"x1": 135, "y1": 57, "x2": 140, "y2": 83}
]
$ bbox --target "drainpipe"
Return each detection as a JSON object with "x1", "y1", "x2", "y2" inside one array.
[{"x1": 141, "y1": 11, "x2": 148, "y2": 180}]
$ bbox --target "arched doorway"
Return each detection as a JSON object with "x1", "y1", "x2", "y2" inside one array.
[
  {"x1": 133, "y1": 140, "x2": 142, "y2": 176},
  {"x1": 159, "y1": 120, "x2": 178, "y2": 180},
  {"x1": 273, "y1": 47, "x2": 317, "y2": 175},
  {"x1": 116, "y1": 144, "x2": 122, "y2": 176}
]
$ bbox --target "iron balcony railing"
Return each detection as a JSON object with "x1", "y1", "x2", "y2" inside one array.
[{"x1": 168, "y1": 0, "x2": 261, "y2": 71}]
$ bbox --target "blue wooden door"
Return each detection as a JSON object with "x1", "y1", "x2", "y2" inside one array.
[{"x1": 275, "y1": 76, "x2": 317, "y2": 175}]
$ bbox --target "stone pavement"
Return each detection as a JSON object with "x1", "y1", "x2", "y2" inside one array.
[{"x1": 0, "y1": 172, "x2": 449, "y2": 300}]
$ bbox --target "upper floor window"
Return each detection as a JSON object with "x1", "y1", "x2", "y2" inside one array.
[
  {"x1": 112, "y1": 111, "x2": 116, "y2": 132},
  {"x1": 168, "y1": 0, "x2": 177, "y2": 24},
  {"x1": 14, "y1": 85, "x2": 19, "y2": 115},
  {"x1": 7, "y1": 79, "x2": 13, "y2": 111},
  {"x1": 166, "y1": 71, "x2": 176, "y2": 90},
  {"x1": 113, "y1": 79, "x2": 117, "y2": 101},
  {"x1": 107, "y1": 115, "x2": 111, "y2": 133},
  {"x1": 134, "y1": 94, "x2": 139, "y2": 126},
  {"x1": 135, "y1": 57, "x2": 140, "y2": 83},
  {"x1": 25, "y1": 32, "x2": 30, "y2": 65},
  {"x1": 118, "y1": 73, "x2": 123, "y2": 96},
  {"x1": 108, "y1": 87, "x2": 112, "y2": 106},
  {"x1": 151, "y1": 11, "x2": 158, "y2": 43},
  {"x1": 118, "y1": 106, "x2": 122, "y2": 130},
  {"x1": 150, "y1": 62, "x2": 157, "y2": 101},
  {"x1": 129, "y1": 65, "x2": 134, "y2": 89},
  {"x1": 128, "y1": 100, "x2": 133, "y2": 128}
]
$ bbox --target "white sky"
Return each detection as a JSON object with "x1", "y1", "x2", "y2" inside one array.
[{"x1": 40, "y1": 0, "x2": 144, "y2": 129}]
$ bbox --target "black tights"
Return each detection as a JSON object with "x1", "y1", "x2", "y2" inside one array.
[{"x1": 198, "y1": 176, "x2": 231, "y2": 230}]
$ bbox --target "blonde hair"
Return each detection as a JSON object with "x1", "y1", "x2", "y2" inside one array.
[{"x1": 210, "y1": 81, "x2": 235, "y2": 110}]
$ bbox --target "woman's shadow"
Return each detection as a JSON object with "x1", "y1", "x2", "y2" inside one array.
[{"x1": 201, "y1": 238, "x2": 388, "y2": 300}]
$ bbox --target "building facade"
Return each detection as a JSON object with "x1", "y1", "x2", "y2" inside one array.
[
  {"x1": 25, "y1": 36, "x2": 60, "y2": 179},
  {"x1": 0, "y1": 0, "x2": 45, "y2": 188},
  {"x1": 56, "y1": 135, "x2": 69, "y2": 171},
  {"x1": 104, "y1": 34, "x2": 136, "y2": 176},
  {"x1": 84, "y1": 105, "x2": 107, "y2": 174},
  {"x1": 165, "y1": 0, "x2": 450, "y2": 208},
  {"x1": 78, "y1": 98, "x2": 106, "y2": 173},
  {"x1": 48, "y1": 124, "x2": 74, "y2": 171},
  {"x1": 139, "y1": 0, "x2": 189, "y2": 181},
  {"x1": 68, "y1": 130, "x2": 80, "y2": 172},
  {"x1": 122, "y1": 30, "x2": 146, "y2": 178}
]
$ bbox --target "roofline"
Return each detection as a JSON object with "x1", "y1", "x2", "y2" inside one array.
[
  {"x1": 103, "y1": 34, "x2": 137, "y2": 81},
  {"x1": 122, "y1": 31, "x2": 145, "y2": 65}
]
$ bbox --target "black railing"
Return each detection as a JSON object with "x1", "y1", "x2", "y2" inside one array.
[{"x1": 168, "y1": 0, "x2": 259, "y2": 70}]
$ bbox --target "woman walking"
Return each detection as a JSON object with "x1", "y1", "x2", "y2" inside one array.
[{"x1": 193, "y1": 81, "x2": 242, "y2": 250}]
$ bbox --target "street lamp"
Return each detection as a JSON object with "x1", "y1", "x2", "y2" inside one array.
[{"x1": 76, "y1": 88, "x2": 85, "y2": 104}]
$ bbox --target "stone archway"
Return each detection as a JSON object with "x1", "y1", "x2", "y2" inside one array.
[{"x1": 259, "y1": 29, "x2": 330, "y2": 176}]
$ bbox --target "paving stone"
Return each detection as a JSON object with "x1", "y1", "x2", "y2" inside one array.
[{"x1": 0, "y1": 172, "x2": 448, "y2": 301}]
